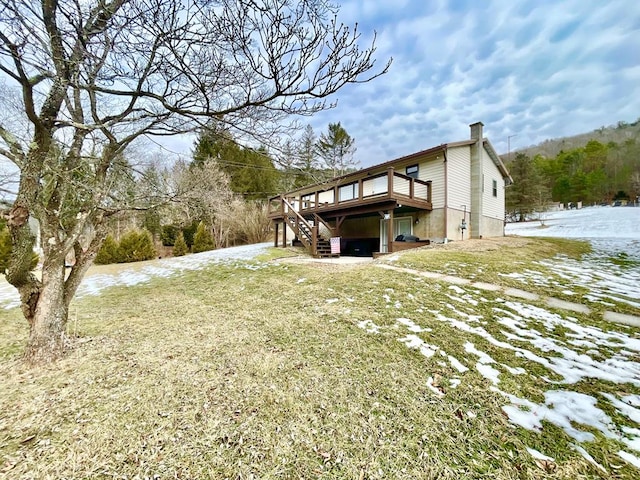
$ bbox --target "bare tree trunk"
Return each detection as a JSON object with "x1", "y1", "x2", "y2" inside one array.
[{"x1": 24, "y1": 259, "x2": 67, "y2": 364}]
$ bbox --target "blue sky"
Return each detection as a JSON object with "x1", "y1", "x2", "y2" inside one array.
[
  {"x1": 291, "y1": 0, "x2": 640, "y2": 167},
  {"x1": 2, "y1": 0, "x2": 638, "y2": 172}
]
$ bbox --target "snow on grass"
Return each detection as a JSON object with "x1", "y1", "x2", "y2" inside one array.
[
  {"x1": 507, "y1": 208, "x2": 640, "y2": 310},
  {"x1": 447, "y1": 355, "x2": 469, "y2": 373},
  {"x1": 495, "y1": 388, "x2": 618, "y2": 443},
  {"x1": 357, "y1": 320, "x2": 381, "y2": 334},
  {"x1": 526, "y1": 447, "x2": 554, "y2": 461},
  {"x1": 396, "y1": 317, "x2": 431, "y2": 333},
  {"x1": 619, "y1": 450, "x2": 640, "y2": 469},
  {"x1": 571, "y1": 444, "x2": 607, "y2": 474},
  {"x1": 0, "y1": 243, "x2": 272, "y2": 310},
  {"x1": 357, "y1": 269, "x2": 640, "y2": 468},
  {"x1": 398, "y1": 334, "x2": 438, "y2": 358}
]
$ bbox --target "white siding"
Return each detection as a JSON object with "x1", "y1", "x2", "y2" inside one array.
[
  {"x1": 318, "y1": 189, "x2": 334, "y2": 205},
  {"x1": 417, "y1": 157, "x2": 444, "y2": 208},
  {"x1": 446, "y1": 146, "x2": 471, "y2": 210},
  {"x1": 393, "y1": 175, "x2": 410, "y2": 196},
  {"x1": 482, "y1": 147, "x2": 505, "y2": 220},
  {"x1": 362, "y1": 175, "x2": 387, "y2": 197}
]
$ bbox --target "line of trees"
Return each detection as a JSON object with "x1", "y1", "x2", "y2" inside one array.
[
  {"x1": 279, "y1": 122, "x2": 358, "y2": 190},
  {"x1": 506, "y1": 135, "x2": 640, "y2": 220}
]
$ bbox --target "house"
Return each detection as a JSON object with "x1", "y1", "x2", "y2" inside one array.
[{"x1": 269, "y1": 122, "x2": 513, "y2": 257}]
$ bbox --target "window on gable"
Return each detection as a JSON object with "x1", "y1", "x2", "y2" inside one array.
[
  {"x1": 406, "y1": 164, "x2": 419, "y2": 179},
  {"x1": 492, "y1": 179, "x2": 498, "y2": 197}
]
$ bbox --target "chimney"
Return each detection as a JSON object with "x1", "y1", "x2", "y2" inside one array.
[
  {"x1": 469, "y1": 122, "x2": 483, "y2": 239},
  {"x1": 470, "y1": 121, "x2": 484, "y2": 141}
]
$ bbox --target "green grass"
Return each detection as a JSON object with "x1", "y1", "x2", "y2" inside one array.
[
  {"x1": 383, "y1": 236, "x2": 639, "y2": 316},
  {"x1": 0, "y1": 240, "x2": 638, "y2": 479}
]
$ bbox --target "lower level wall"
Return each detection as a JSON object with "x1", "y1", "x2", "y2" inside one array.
[
  {"x1": 480, "y1": 216, "x2": 506, "y2": 238},
  {"x1": 415, "y1": 208, "x2": 505, "y2": 241}
]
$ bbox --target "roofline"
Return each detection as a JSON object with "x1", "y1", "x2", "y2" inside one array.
[
  {"x1": 482, "y1": 138, "x2": 513, "y2": 185},
  {"x1": 280, "y1": 143, "x2": 447, "y2": 196},
  {"x1": 278, "y1": 135, "x2": 513, "y2": 196}
]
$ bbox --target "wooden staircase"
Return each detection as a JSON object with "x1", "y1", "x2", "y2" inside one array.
[{"x1": 282, "y1": 199, "x2": 338, "y2": 258}]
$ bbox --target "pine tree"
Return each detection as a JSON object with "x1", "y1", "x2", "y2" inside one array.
[
  {"x1": 95, "y1": 235, "x2": 119, "y2": 265},
  {"x1": 192, "y1": 222, "x2": 215, "y2": 253},
  {"x1": 316, "y1": 122, "x2": 357, "y2": 178},
  {"x1": 173, "y1": 232, "x2": 189, "y2": 257},
  {"x1": 295, "y1": 124, "x2": 319, "y2": 186},
  {"x1": 116, "y1": 230, "x2": 157, "y2": 263},
  {"x1": 506, "y1": 153, "x2": 548, "y2": 221}
]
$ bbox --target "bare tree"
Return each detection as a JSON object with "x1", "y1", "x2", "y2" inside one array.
[{"x1": 0, "y1": 0, "x2": 390, "y2": 364}]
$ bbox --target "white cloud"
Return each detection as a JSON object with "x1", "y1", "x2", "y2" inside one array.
[{"x1": 302, "y1": 0, "x2": 640, "y2": 165}]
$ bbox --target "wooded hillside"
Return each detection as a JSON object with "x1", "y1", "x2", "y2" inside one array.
[{"x1": 504, "y1": 119, "x2": 640, "y2": 220}]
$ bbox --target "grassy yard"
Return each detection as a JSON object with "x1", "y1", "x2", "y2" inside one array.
[{"x1": 0, "y1": 238, "x2": 639, "y2": 479}]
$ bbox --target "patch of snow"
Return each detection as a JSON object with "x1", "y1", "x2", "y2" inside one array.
[
  {"x1": 426, "y1": 376, "x2": 445, "y2": 397},
  {"x1": 621, "y1": 427, "x2": 640, "y2": 452},
  {"x1": 601, "y1": 393, "x2": 640, "y2": 424},
  {"x1": 448, "y1": 355, "x2": 469, "y2": 373},
  {"x1": 526, "y1": 447, "x2": 554, "y2": 461},
  {"x1": 464, "y1": 342, "x2": 495, "y2": 364},
  {"x1": 496, "y1": 388, "x2": 617, "y2": 443},
  {"x1": 396, "y1": 317, "x2": 431, "y2": 333},
  {"x1": 618, "y1": 451, "x2": 640, "y2": 469},
  {"x1": 476, "y1": 363, "x2": 501, "y2": 385},
  {"x1": 357, "y1": 320, "x2": 381, "y2": 334},
  {"x1": 449, "y1": 378, "x2": 461, "y2": 389},
  {"x1": 571, "y1": 444, "x2": 607, "y2": 474},
  {"x1": 398, "y1": 334, "x2": 439, "y2": 358},
  {"x1": 1, "y1": 242, "x2": 272, "y2": 310}
]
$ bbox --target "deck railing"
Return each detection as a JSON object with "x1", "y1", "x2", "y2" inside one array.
[{"x1": 269, "y1": 167, "x2": 432, "y2": 217}]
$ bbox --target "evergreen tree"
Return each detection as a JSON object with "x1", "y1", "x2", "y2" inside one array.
[
  {"x1": 506, "y1": 153, "x2": 548, "y2": 221},
  {"x1": 161, "y1": 225, "x2": 180, "y2": 246},
  {"x1": 192, "y1": 222, "x2": 215, "y2": 253},
  {"x1": 173, "y1": 232, "x2": 189, "y2": 257},
  {"x1": 295, "y1": 124, "x2": 319, "y2": 186},
  {"x1": 117, "y1": 230, "x2": 157, "y2": 263},
  {"x1": 193, "y1": 126, "x2": 280, "y2": 199},
  {"x1": 316, "y1": 122, "x2": 357, "y2": 178},
  {"x1": 95, "y1": 235, "x2": 120, "y2": 265}
]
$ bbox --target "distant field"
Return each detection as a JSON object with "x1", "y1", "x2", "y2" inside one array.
[{"x1": 1, "y1": 237, "x2": 639, "y2": 479}]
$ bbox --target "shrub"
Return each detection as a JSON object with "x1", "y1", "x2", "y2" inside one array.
[
  {"x1": 117, "y1": 230, "x2": 157, "y2": 263},
  {"x1": 95, "y1": 230, "x2": 156, "y2": 264},
  {"x1": 182, "y1": 221, "x2": 198, "y2": 248},
  {"x1": 0, "y1": 227, "x2": 12, "y2": 273},
  {"x1": 161, "y1": 225, "x2": 180, "y2": 246},
  {"x1": 0, "y1": 226, "x2": 39, "y2": 273},
  {"x1": 95, "y1": 235, "x2": 119, "y2": 265},
  {"x1": 173, "y1": 232, "x2": 189, "y2": 257},
  {"x1": 192, "y1": 222, "x2": 215, "y2": 253}
]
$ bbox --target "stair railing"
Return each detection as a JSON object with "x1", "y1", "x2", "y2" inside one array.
[
  {"x1": 282, "y1": 197, "x2": 316, "y2": 248},
  {"x1": 312, "y1": 213, "x2": 335, "y2": 239}
]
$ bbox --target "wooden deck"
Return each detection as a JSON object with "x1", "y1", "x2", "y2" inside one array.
[{"x1": 269, "y1": 167, "x2": 432, "y2": 221}]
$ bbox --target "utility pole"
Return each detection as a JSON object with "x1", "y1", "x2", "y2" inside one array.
[{"x1": 507, "y1": 134, "x2": 518, "y2": 162}]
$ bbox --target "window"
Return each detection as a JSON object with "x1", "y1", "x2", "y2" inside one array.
[
  {"x1": 339, "y1": 182, "x2": 359, "y2": 202},
  {"x1": 492, "y1": 179, "x2": 498, "y2": 197},
  {"x1": 406, "y1": 164, "x2": 419, "y2": 179}
]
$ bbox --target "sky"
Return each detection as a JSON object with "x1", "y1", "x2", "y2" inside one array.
[
  {"x1": 2, "y1": 0, "x2": 639, "y2": 172},
  {"x1": 303, "y1": 0, "x2": 640, "y2": 167},
  {"x1": 159, "y1": 0, "x2": 640, "y2": 168}
]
